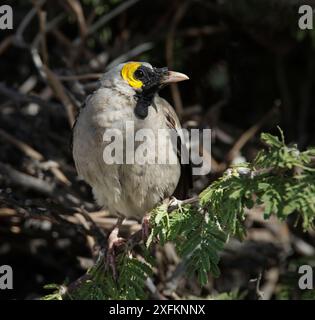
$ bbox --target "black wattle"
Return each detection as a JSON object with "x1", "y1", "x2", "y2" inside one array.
[
  {"x1": 134, "y1": 87, "x2": 157, "y2": 119},
  {"x1": 134, "y1": 101, "x2": 149, "y2": 119}
]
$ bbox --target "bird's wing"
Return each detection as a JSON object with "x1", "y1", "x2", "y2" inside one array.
[
  {"x1": 70, "y1": 99, "x2": 86, "y2": 151},
  {"x1": 156, "y1": 96, "x2": 192, "y2": 199}
]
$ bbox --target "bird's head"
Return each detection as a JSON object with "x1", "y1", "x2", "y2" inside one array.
[
  {"x1": 120, "y1": 61, "x2": 189, "y2": 92},
  {"x1": 100, "y1": 61, "x2": 189, "y2": 119},
  {"x1": 101, "y1": 61, "x2": 189, "y2": 94}
]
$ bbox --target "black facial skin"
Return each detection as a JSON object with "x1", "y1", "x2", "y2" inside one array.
[{"x1": 133, "y1": 66, "x2": 168, "y2": 119}]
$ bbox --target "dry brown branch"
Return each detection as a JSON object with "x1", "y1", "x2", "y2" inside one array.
[
  {"x1": 39, "y1": 161, "x2": 71, "y2": 186},
  {"x1": 0, "y1": 162, "x2": 55, "y2": 196},
  {"x1": 0, "y1": 36, "x2": 13, "y2": 57},
  {"x1": 31, "y1": 13, "x2": 66, "y2": 49},
  {"x1": 66, "y1": 0, "x2": 87, "y2": 39},
  {"x1": 58, "y1": 73, "x2": 102, "y2": 81},
  {"x1": 29, "y1": 1, "x2": 76, "y2": 126},
  {"x1": 14, "y1": 0, "x2": 46, "y2": 48},
  {"x1": 106, "y1": 43, "x2": 154, "y2": 70},
  {"x1": 0, "y1": 82, "x2": 44, "y2": 106},
  {"x1": 166, "y1": 1, "x2": 191, "y2": 117},
  {"x1": 0, "y1": 128, "x2": 71, "y2": 186},
  {"x1": 74, "y1": 213, "x2": 97, "y2": 258},
  {"x1": 51, "y1": 28, "x2": 73, "y2": 48},
  {"x1": 260, "y1": 268, "x2": 280, "y2": 300},
  {"x1": 83, "y1": 0, "x2": 141, "y2": 39},
  {"x1": 226, "y1": 105, "x2": 279, "y2": 163},
  {"x1": 178, "y1": 25, "x2": 227, "y2": 37},
  {"x1": 43, "y1": 65, "x2": 77, "y2": 127},
  {"x1": 33, "y1": 0, "x2": 49, "y2": 66},
  {"x1": 0, "y1": 128, "x2": 43, "y2": 161}
]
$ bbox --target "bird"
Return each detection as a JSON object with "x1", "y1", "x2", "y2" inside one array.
[{"x1": 72, "y1": 61, "x2": 190, "y2": 270}]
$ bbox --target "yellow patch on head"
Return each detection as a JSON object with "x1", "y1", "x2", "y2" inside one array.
[{"x1": 121, "y1": 62, "x2": 143, "y2": 89}]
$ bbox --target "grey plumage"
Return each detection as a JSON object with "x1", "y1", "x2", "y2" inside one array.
[{"x1": 72, "y1": 62, "x2": 189, "y2": 220}]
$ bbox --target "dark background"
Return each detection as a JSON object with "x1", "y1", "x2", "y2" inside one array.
[{"x1": 1, "y1": 0, "x2": 315, "y2": 300}]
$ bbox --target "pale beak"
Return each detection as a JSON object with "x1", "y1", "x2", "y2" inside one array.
[{"x1": 161, "y1": 71, "x2": 189, "y2": 84}]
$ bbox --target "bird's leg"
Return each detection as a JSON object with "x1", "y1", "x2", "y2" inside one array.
[
  {"x1": 108, "y1": 217, "x2": 125, "y2": 250},
  {"x1": 141, "y1": 213, "x2": 151, "y2": 242},
  {"x1": 106, "y1": 216, "x2": 125, "y2": 280}
]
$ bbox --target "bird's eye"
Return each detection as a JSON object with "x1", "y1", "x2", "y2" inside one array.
[{"x1": 134, "y1": 69, "x2": 144, "y2": 79}]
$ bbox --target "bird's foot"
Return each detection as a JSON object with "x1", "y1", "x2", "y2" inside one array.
[
  {"x1": 106, "y1": 219, "x2": 125, "y2": 280},
  {"x1": 141, "y1": 214, "x2": 151, "y2": 242},
  {"x1": 167, "y1": 196, "x2": 183, "y2": 212}
]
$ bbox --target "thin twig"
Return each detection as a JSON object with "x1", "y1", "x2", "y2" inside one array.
[
  {"x1": 226, "y1": 105, "x2": 279, "y2": 163},
  {"x1": 106, "y1": 43, "x2": 154, "y2": 70},
  {"x1": 58, "y1": 73, "x2": 102, "y2": 81},
  {"x1": 33, "y1": 0, "x2": 49, "y2": 66},
  {"x1": 74, "y1": 213, "x2": 97, "y2": 258},
  {"x1": 0, "y1": 128, "x2": 43, "y2": 161},
  {"x1": 0, "y1": 36, "x2": 13, "y2": 57},
  {"x1": 14, "y1": 0, "x2": 46, "y2": 48},
  {"x1": 165, "y1": 1, "x2": 191, "y2": 117},
  {"x1": 66, "y1": 0, "x2": 87, "y2": 39},
  {"x1": 0, "y1": 82, "x2": 61, "y2": 109},
  {"x1": 0, "y1": 128, "x2": 71, "y2": 186},
  {"x1": 0, "y1": 162, "x2": 55, "y2": 196},
  {"x1": 42, "y1": 64, "x2": 77, "y2": 127},
  {"x1": 255, "y1": 271, "x2": 264, "y2": 300},
  {"x1": 83, "y1": 0, "x2": 141, "y2": 39}
]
